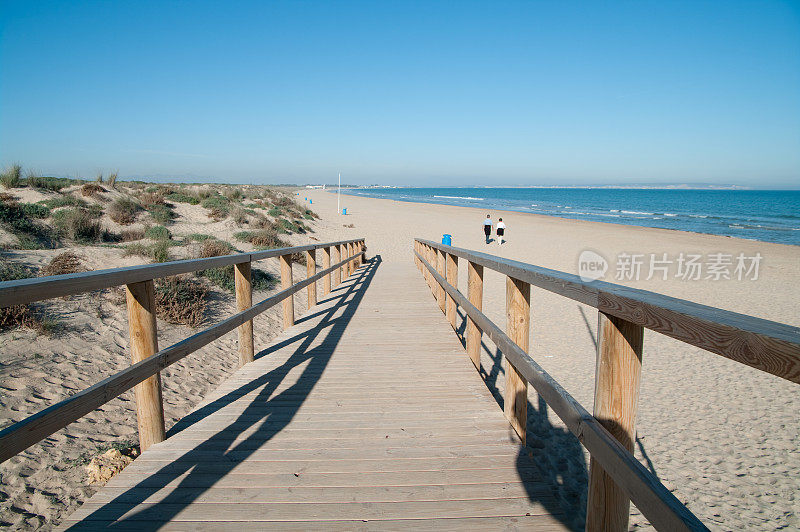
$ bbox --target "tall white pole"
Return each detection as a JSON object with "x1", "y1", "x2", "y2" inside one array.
[{"x1": 337, "y1": 172, "x2": 341, "y2": 215}]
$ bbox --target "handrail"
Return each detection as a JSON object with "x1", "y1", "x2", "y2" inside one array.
[
  {"x1": 417, "y1": 239, "x2": 800, "y2": 384},
  {"x1": 415, "y1": 248, "x2": 705, "y2": 531},
  {"x1": 0, "y1": 238, "x2": 364, "y2": 308},
  {"x1": 0, "y1": 239, "x2": 366, "y2": 463}
]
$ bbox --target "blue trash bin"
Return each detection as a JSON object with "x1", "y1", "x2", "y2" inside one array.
[
  {"x1": 442, "y1": 234, "x2": 452, "y2": 246},
  {"x1": 309, "y1": 199, "x2": 312, "y2": 204},
  {"x1": 342, "y1": 208, "x2": 347, "y2": 215}
]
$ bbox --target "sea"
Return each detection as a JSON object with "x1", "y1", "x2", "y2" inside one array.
[{"x1": 340, "y1": 188, "x2": 800, "y2": 247}]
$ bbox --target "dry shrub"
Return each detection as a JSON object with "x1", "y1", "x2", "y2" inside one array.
[
  {"x1": 52, "y1": 208, "x2": 103, "y2": 242},
  {"x1": 81, "y1": 183, "x2": 106, "y2": 198},
  {"x1": 0, "y1": 192, "x2": 16, "y2": 203},
  {"x1": 230, "y1": 206, "x2": 248, "y2": 226},
  {"x1": 140, "y1": 192, "x2": 165, "y2": 209},
  {"x1": 109, "y1": 197, "x2": 142, "y2": 225},
  {"x1": 198, "y1": 238, "x2": 234, "y2": 258},
  {"x1": 0, "y1": 258, "x2": 53, "y2": 333},
  {"x1": 154, "y1": 275, "x2": 207, "y2": 327},
  {"x1": 120, "y1": 228, "x2": 145, "y2": 241},
  {"x1": 41, "y1": 252, "x2": 85, "y2": 276}
]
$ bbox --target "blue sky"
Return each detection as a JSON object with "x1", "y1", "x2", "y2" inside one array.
[{"x1": 1, "y1": 1, "x2": 798, "y2": 187}]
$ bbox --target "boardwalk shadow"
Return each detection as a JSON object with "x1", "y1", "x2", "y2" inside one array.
[
  {"x1": 454, "y1": 306, "x2": 589, "y2": 531},
  {"x1": 67, "y1": 256, "x2": 381, "y2": 529}
]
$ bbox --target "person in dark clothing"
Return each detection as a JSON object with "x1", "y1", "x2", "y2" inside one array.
[{"x1": 483, "y1": 214, "x2": 492, "y2": 243}]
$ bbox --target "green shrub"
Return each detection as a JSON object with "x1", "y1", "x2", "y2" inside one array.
[
  {"x1": 0, "y1": 201, "x2": 57, "y2": 249},
  {"x1": 201, "y1": 195, "x2": 231, "y2": 220},
  {"x1": 166, "y1": 192, "x2": 200, "y2": 205},
  {"x1": 151, "y1": 240, "x2": 171, "y2": 262},
  {"x1": 25, "y1": 174, "x2": 74, "y2": 192},
  {"x1": 147, "y1": 203, "x2": 175, "y2": 225},
  {"x1": 145, "y1": 225, "x2": 171, "y2": 240},
  {"x1": 120, "y1": 228, "x2": 145, "y2": 241},
  {"x1": 1, "y1": 164, "x2": 22, "y2": 188},
  {"x1": 184, "y1": 233, "x2": 215, "y2": 242},
  {"x1": 38, "y1": 195, "x2": 88, "y2": 209},
  {"x1": 277, "y1": 218, "x2": 305, "y2": 234},
  {"x1": 124, "y1": 240, "x2": 172, "y2": 263},
  {"x1": 18, "y1": 203, "x2": 50, "y2": 219},
  {"x1": 268, "y1": 207, "x2": 282, "y2": 217},
  {"x1": 108, "y1": 197, "x2": 142, "y2": 225},
  {"x1": 52, "y1": 208, "x2": 103, "y2": 243},
  {"x1": 0, "y1": 258, "x2": 56, "y2": 333},
  {"x1": 224, "y1": 188, "x2": 244, "y2": 201},
  {"x1": 244, "y1": 203, "x2": 264, "y2": 210}
]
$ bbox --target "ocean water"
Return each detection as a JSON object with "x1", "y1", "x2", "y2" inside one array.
[{"x1": 341, "y1": 188, "x2": 800, "y2": 246}]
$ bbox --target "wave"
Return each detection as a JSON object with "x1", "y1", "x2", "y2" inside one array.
[
  {"x1": 621, "y1": 210, "x2": 655, "y2": 215},
  {"x1": 433, "y1": 195, "x2": 484, "y2": 201}
]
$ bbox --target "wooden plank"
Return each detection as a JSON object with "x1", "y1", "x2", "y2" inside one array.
[
  {"x1": 586, "y1": 312, "x2": 644, "y2": 532},
  {"x1": 59, "y1": 515, "x2": 569, "y2": 531},
  {"x1": 322, "y1": 246, "x2": 331, "y2": 295},
  {"x1": 68, "y1": 498, "x2": 556, "y2": 522},
  {"x1": 416, "y1": 250, "x2": 707, "y2": 531},
  {"x1": 466, "y1": 261, "x2": 483, "y2": 370},
  {"x1": 280, "y1": 254, "x2": 294, "y2": 329},
  {"x1": 504, "y1": 276, "x2": 529, "y2": 445},
  {"x1": 305, "y1": 249, "x2": 316, "y2": 309},
  {"x1": 235, "y1": 261, "x2": 254, "y2": 367},
  {"x1": 446, "y1": 252, "x2": 458, "y2": 330},
  {"x1": 436, "y1": 249, "x2": 446, "y2": 312},
  {"x1": 125, "y1": 280, "x2": 165, "y2": 451}
]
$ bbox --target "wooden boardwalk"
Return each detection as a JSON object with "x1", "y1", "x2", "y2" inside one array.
[{"x1": 61, "y1": 257, "x2": 568, "y2": 530}]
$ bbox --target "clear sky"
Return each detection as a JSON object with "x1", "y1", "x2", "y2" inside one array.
[{"x1": 1, "y1": 1, "x2": 799, "y2": 187}]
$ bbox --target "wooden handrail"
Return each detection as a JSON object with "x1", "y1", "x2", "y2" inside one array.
[
  {"x1": 0, "y1": 239, "x2": 363, "y2": 308},
  {"x1": 415, "y1": 247, "x2": 707, "y2": 531},
  {"x1": 0, "y1": 240, "x2": 365, "y2": 464},
  {"x1": 417, "y1": 239, "x2": 800, "y2": 384}
]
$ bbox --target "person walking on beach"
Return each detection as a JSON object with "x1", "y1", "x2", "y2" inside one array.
[
  {"x1": 496, "y1": 218, "x2": 506, "y2": 246},
  {"x1": 483, "y1": 215, "x2": 492, "y2": 244}
]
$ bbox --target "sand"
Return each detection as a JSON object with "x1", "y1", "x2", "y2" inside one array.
[{"x1": 2, "y1": 185, "x2": 798, "y2": 530}]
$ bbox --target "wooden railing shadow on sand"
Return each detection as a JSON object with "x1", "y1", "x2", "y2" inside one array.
[
  {"x1": 414, "y1": 238, "x2": 800, "y2": 532},
  {"x1": 0, "y1": 238, "x2": 366, "y2": 463}
]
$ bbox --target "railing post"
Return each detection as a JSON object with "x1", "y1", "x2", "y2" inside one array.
[
  {"x1": 235, "y1": 261, "x2": 254, "y2": 366},
  {"x1": 125, "y1": 280, "x2": 165, "y2": 451},
  {"x1": 466, "y1": 261, "x2": 484, "y2": 369},
  {"x1": 436, "y1": 249, "x2": 446, "y2": 312},
  {"x1": 280, "y1": 253, "x2": 294, "y2": 328},
  {"x1": 586, "y1": 312, "x2": 644, "y2": 532},
  {"x1": 340, "y1": 244, "x2": 347, "y2": 282},
  {"x1": 347, "y1": 242, "x2": 353, "y2": 277},
  {"x1": 445, "y1": 252, "x2": 458, "y2": 330},
  {"x1": 306, "y1": 249, "x2": 317, "y2": 309},
  {"x1": 322, "y1": 246, "x2": 331, "y2": 295},
  {"x1": 333, "y1": 245, "x2": 341, "y2": 287},
  {"x1": 505, "y1": 276, "x2": 529, "y2": 444}
]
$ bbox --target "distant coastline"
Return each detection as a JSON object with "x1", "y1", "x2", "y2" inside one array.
[{"x1": 335, "y1": 187, "x2": 800, "y2": 247}]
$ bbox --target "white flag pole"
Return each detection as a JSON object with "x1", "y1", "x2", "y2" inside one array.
[{"x1": 337, "y1": 172, "x2": 341, "y2": 215}]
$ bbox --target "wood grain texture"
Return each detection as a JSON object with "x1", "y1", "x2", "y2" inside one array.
[
  {"x1": 322, "y1": 246, "x2": 331, "y2": 295},
  {"x1": 333, "y1": 245, "x2": 341, "y2": 286},
  {"x1": 63, "y1": 261, "x2": 564, "y2": 530},
  {"x1": 436, "y1": 249, "x2": 446, "y2": 312},
  {"x1": 505, "y1": 276, "x2": 529, "y2": 445},
  {"x1": 466, "y1": 261, "x2": 484, "y2": 370},
  {"x1": 280, "y1": 254, "x2": 294, "y2": 329},
  {"x1": 415, "y1": 250, "x2": 706, "y2": 532},
  {"x1": 235, "y1": 262, "x2": 254, "y2": 367},
  {"x1": 125, "y1": 280, "x2": 166, "y2": 451},
  {"x1": 416, "y1": 239, "x2": 800, "y2": 384},
  {"x1": 0, "y1": 239, "x2": 364, "y2": 308},
  {"x1": 305, "y1": 250, "x2": 317, "y2": 309},
  {"x1": 586, "y1": 312, "x2": 644, "y2": 532},
  {"x1": 445, "y1": 253, "x2": 458, "y2": 330}
]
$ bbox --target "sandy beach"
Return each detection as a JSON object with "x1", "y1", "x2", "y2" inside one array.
[{"x1": 2, "y1": 185, "x2": 798, "y2": 530}]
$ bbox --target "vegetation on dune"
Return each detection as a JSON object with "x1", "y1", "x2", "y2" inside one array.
[
  {"x1": 144, "y1": 225, "x2": 171, "y2": 241},
  {"x1": 108, "y1": 197, "x2": 142, "y2": 225},
  {"x1": 38, "y1": 195, "x2": 89, "y2": 210},
  {"x1": 120, "y1": 228, "x2": 145, "y2": 241},
  {"x1": 81, "y1": 183, "x2": 106, "y2": 198},
  {"x1": 123, "y1": 240, "x2": 171, "y2": 263},
  {"x1": 1, "y1": 164, "x2": 22, "y2": 188},
  {"x1": 193, "y1": 237, "x2": 276, "y2": 292},
  {"x1": 0, "y1": 258, "x2": 56, "y2": 333},
  {"x1": 165, "y1": 191, "x2": 200, "y2": 205},
  {"x1": 0, "y1": 198, "x2": 58, "y2": 249},
  {"x1": 154, "y1": 275, "x2": 208, "y2": 327},
  {"x1": 234, "y1": 229, "x2": 289, "y2": 249},
  {"x1": 41, "y1": 251, "x2": 86, "y2": 276},
  {"x1": 52, "y1": 208, "x2": 103, "y2": 243},
  {"x1": 25, "y1": 173, "x2": 77, "y2": 192},
  {"x1": 201, "y1": 194, "x2": 232, "y2": 220}
]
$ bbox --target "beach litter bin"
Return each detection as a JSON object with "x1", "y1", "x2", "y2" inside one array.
[
  {"x1": 342, "y1": 208, "x2": 347, "y2": 215},
  {"x1": 442, "y1": 234, "x2": 452, "y2": 246},
  {"x1": 309, "y1": 199, "x2": 312, "y2": 204}
]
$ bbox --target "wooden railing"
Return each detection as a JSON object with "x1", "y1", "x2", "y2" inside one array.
[
  {"x1": 414, "y1": 238, "x2": 800, "y2": 532},
  {"x1": 0, "y1": 238, "x2": 366, "y2": 463}
]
